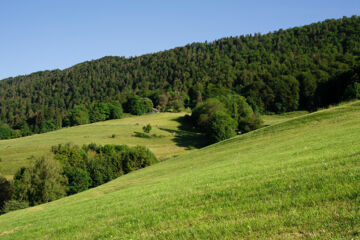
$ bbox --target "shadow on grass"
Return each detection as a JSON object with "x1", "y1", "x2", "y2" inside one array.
[{"x1": 159, "y1": 116, "x2": 208, "y2": 150}]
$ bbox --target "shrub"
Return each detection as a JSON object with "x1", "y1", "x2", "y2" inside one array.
[
  {"x1": 191, "y1": 93, "x2": 263, "y2": 142},
  {"x1": 0, "y1": 176, "x2": 14, "y2": 210},
  {"x1": 40, "y1": 119, "x2": 57, "y2": 133},
  {"x1": 1, "y1": 200, "x2": 29, "y2": 214},
  {"x1": 343, "y1": 82, "x2": 360, "y2": 100},
  {"x1": 143, "y1": 124, "x2": 152, "y2": 133},
  {"x1": 134, "y1": 132, "x2": 151, "y2": 138},
  {"x1": 0, "y1": 124, "x2": 18, "y2": 140},
  {"x1": 109, "y1": 102, "x2": 123, "y2": 119},
  {"x1": 207, "y1": 111, "x2": 237, "y2": 143},
  {"x1": 128, "y1": 97, "x2": 153, "y2": 115},
  {"x1": 52, "y1": 143, "x2": 88, "y2": 169},
  {"x1": 63, "y1": 166, "x2": 92, "y2": 195},
  {"x1": 14, "y1": 157, "x2": 67, "y2": 205},
  {"x1": 87, "y1": 157, "x2": 113, "y2": 187},
  {"x1": 89, "y1": 102, "x2": 110, "y2": 123},
  {"x1": 63, "y1": 105, "x2": 90, "y2": 126},
  {"x1": 122, "y1": 146, "x2": 158, "y2": 173}
]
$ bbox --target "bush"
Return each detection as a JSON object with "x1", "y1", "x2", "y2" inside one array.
[
  {"x1": 89, "y1": 102, "x2": 110, "y2": 123},
  {"x1": 14, "y1": 157, "x2": 67, "y2": 205},
  {"x1": 134, "y1": 132, "x2": 151, "y2": 138},
  {"x1": 109, "y1": 102, "x2": 123, "y2": 119},
  {"x1": 128, "y1": 97, "x2": 153, "y2": 115},
  {"x1": 87, "y1": 157, "x2": 113, "y2": 187},
  {"x1": 343, "y1": 82, "x2": 360, "y2": 100},
  {"x1": 143, "y1": 124, "x2": 152, "y2": 133},
  {"x1": 207, "y1": 111, "x2": 237, "y2": 143},
  {"x1": 0, "y1": 124, "x2": 18, "y2": 140},
  {"x1": 63, "y1": 105, "x2": 90, "y2": 126},
  {"x1": 1, "y1": 200, "x2": 29, "y2": 214},
  {"x1": 122, "y1": 146, "x2": 158, "y2": 173},
  {"x1": 191, "y1": 93, "x2": 263, "y2": 142},
  {"x1": 40, "y1": 119, "x2": 57, "y2": 133},
  {"x1": 0, "y1": 176, "x2": 14, "y2": 210},
  {"x1": 63, "y1": 166, "x2": 92, "y2": 195},
  {"x1": 52, "y1": 143, "x2": 88, "y2": 169},
  {"x1": 53, "y1": 143, "x2": 158, "y2": 189}
]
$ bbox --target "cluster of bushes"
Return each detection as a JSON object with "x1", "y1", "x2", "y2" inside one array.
[
  {"x1": 191, "y1": 93, "x2": 262, "y2": 143},
  {"x1": 0, "y1": 143, "x2": 157, "y2": 214}
]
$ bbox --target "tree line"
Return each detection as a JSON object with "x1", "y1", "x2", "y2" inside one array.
[
  {"x1": 0, "y1": 16, "x2": 360, "y2": 139},
  {"x1": 0, "y1": 143, "x2": 158, "y2": 214}
]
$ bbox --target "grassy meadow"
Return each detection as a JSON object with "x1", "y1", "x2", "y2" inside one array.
[
  {"x1": 0, "y1": 101, "x2": 359, "y2": 239},
  {"x1": 0, "y1": 112, "x2": 206, "y2": 178}
]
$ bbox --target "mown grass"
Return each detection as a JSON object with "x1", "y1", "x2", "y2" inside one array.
[
  {"x1": 0, "y1": 112, "x2": 205, "y2": 178},
  {"x1": 0, "y1": 102, "x2": 360, "y2": 239},
  {"x1": 262, "y1": 110, "x2": 309, "y2": 126}
]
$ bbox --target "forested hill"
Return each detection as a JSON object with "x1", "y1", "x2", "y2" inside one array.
[{"x1": 1, "y1": 16, "x2": 360, "y2": 135}]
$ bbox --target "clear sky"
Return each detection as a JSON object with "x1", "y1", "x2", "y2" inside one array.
[{"x1": 0, "y1": 0, "x2": 359, "y2": 80}]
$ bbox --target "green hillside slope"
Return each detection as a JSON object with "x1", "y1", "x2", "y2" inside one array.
[
  {"x1": 0, "y1": 16, "x2": 359, "y2": 135},
  {"x1": 0, "y1": 102, "x2": 359, "y2": 239},
  {"x1": 0, "y1": 112, "x2": 206, "y2": 178}
]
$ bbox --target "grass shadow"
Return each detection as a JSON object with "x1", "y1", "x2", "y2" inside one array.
[{"x1": 159, "y1": 116, "x2": 208, "y2": 150}]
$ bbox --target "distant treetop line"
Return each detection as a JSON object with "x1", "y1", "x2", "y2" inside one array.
[{"x1": 0, "y1": 15, "x2": 359, "y2": 139}]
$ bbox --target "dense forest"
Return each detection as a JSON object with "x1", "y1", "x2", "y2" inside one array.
[{"x1": 0, "y1": 16, "x2": 359, "y2": 138}]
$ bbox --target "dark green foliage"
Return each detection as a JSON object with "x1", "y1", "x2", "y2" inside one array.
[
  {"x1": 40, "y1": 119, "x2": 57, "y2": 133},
  {"x1": 1, "y1": 16, "x2": 360, "y2": 137},
  {"x1": 63, "y1": 105, "x2": 90, "y2": 126},
  {"x1": 87, "y1": 157, "x2": 112, "y2": 187},
  {"x1": 191, "y1": 98, "x2": 226, "y2": 132},
  {"x1": 14, "y1": 157, "x2": 67, "y2": 206},
  {"x1": 109, "y1": 101, "x2": 123, "y2": 119},
  {"x1": 0, "y1": 124, "x2": 19, "y2": 140},
  {"x1": 0, "y1": 176, "x2": 14, "y2": 210},
  {"x1": 134, "y1": 132, "x2": 151, "y2": 138},
  {"x1": 89, "y1": 102, "x2": 110, "y2": 123},
  {"x1": 191, "y1": 93, "x2": 263, "y2": 142},
  {"x1": 52, "y1": 143, "x2": 88, "y2": 169},
  {"x1": 122, "y1": 146, "x2": 158, "y2": 174},
  {"x1": 63, "y1": 166, "x2": 92, "y2": 195},
  {"x1": 143, "y1": 124, "x2": 152, "y2": 133},
  {"x1": 207, "y1": 111, "x2": 237, "y2": 143},
  {"x1": 344, "y1": 82, "x2": 360, "y2": 99},
  {"x1": 52, "y1": 143, "x2": 157, "y2": 189},
  {"x1": 1, "y1": 200, "x2": 29, "y2": 214},
  {"x1": 127, "y1": 97, "x2": 153, "y2": 115}
]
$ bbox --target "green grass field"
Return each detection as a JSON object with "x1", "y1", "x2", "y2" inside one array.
[
  {"x1": 0, "y1": 112, "x2": 206, "y2": 178},
  {"x1": 262, "y1": 110, "x2": 309, "y2": 126},
  {"x1": 1, "y1": 102, "x2": 360, "y2": 239}
]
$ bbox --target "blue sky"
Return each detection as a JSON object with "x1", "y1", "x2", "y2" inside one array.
[{"x1": 0, "y1": 0, "x2": 359, "y2": 80}]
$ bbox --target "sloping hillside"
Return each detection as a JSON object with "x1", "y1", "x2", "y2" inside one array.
[
  {"x1": 0, "y1": 112, "x2": 206, "y2": 178},
  {"x1": 0, "y1": 16, "x2": 359, "y2": 135},
  {"x1": 0, "y1": 102, "x2": 359, "y2": 239}
]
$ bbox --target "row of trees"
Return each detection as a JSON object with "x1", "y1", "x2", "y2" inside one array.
[
  {"x1": 0, "y1": 16, "x2": 360, "y2": 138},
  {"x1": 0, "y1": 101, "x2": 124, "y2": 139},
  {"x1": 0, "y1": 143, "x2": 158, "y2": 213}
]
